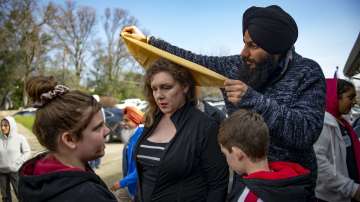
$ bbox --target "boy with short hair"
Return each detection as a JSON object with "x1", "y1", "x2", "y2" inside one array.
[{"x1": 219, "y1": 109, "x2": 312, "y2": 202}]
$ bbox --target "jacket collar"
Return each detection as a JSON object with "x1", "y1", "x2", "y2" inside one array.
[
  {"x1": 323, "y1": 112, "x2": 347, "y2": 141},
  {"x1": 279, "y1": 47, "x2": 294, "y2": 72},
  {"x1": 170, "y1": 102, "x2": 194, "y2": 128},
  {"x1": 323, "y1": 111, "x2": 339, "y2": 127},
  {"x1": 268, "y1": 47, "x2": 294, "y2": 86},
  {"x1": 154, "y1": 101, "x2": 195, "y2": 130},
  {"x1": 243, "y1": 161, "x2": 310, "y2": 180}
]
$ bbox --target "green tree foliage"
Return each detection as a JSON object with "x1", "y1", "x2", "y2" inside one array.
[
  {"x1": 45, "y1": 1, "x2": 96, "y2": 82},
  {"x1": 88, "y1": 7, "x2": 144, "y2": 99},
  {"x1": 0, "y1": 0, "x2": 144, "y2": 109},
  {"x1": 0, "y1": 0, "x2": 53, "y2": 108},
  {"x1": 89, "y1": 70, "x2": 144, "y2": 100}
]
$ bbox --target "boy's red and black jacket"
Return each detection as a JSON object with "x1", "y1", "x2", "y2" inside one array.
[{"x1": 228, "y1": 161, "x2": 313, "y2": 202}]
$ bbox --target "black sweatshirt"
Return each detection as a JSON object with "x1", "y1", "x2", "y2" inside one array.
[{"x1": 18, "y1": 153, "x2": 117, "y2": 202}]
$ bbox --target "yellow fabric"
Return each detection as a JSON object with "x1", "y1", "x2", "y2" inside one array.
[{"x1": 121, "y1": 32, "x2": 227, "y2": 87}]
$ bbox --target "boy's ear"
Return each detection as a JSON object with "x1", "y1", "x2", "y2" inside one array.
[
  {"x1": 59, "y1": 132, "x2": 78, "y2": 150},
  {"x1": 231, "y1": 146, "x2": 246, "y2": 161}
]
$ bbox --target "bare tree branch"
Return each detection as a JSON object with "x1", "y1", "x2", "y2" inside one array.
[
  {"x1": 46, "y1": 0, "x2": 96, "y2": 81},
  {"x1": 90, "y1": 7, "x2": 138, "y2": 95}
]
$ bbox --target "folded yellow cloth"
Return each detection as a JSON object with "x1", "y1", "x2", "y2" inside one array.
[{"x1": 121, "y1": 32, "x2": 227, "y2": 87}]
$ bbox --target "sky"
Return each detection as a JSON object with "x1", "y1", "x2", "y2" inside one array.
[{"x1": 48, "y1": 0, "x2": 360, "y2": 79}]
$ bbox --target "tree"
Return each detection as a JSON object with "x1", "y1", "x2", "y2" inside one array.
[
  {"x1": 88, "y1": 70, "x2": 144, "y2": 100},
  {"x1": 0, "y1": 0, "x2": 146, "y2": 108},
  {"x1": 0, "y1": 0, "x2": 53, "y2": 107},
  {"x1": 46, "y1": 0, "x2": 96, "y2": 83},
  {"x1": 90, "y1": 7, "x2": 139, "y2": 97}
]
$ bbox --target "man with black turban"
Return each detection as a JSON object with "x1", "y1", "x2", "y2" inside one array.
[{"x1": 122, "y1": 4, "x2": 325, "y2": 200}]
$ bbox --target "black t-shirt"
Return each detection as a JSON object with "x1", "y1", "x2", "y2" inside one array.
[
  {"x1": 339, "y1": 124, "x2": 359, "y2": 183},
  {"x1": 137, "y1": 139, "x2": 169, "y2": 202}
]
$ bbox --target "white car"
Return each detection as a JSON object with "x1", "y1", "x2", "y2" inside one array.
[
  {"x1": 115, "y1": 98, "x2": 146, "y2": 110},
  {"x1": 137, "y1": 101, "x2": 148, "y2": 112}
]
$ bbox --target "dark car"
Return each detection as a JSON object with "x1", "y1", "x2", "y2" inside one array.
[
  {"x1": 12, "y1": 107, "x2": 123, "y2": 142},
  {"x1": 13, "y1": 107, "x2": 37, "y2": 116},
  {"x1": 103, "y1": 107, "x2": 123, "y2": 142}
]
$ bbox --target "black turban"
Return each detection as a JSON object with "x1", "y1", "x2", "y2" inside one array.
[{"x1": 242, "y1": 5, "x2": 298, "y2": 54}]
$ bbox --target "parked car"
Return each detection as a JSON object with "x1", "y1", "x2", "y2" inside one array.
[
  {"x1": 103, "y1": 107, "x2": 123, "y2": 143},
  {"x1": 13, "y1": 107, "x2": 37, "y2": 116},
  {"x1": 207, "y1": 100, "x2": 227, "y2": 116},
  {"x1": 115, "y1": 98, "x2": 142, "y2": 109},
  {"x1": 351, "y1": 105, "x2": 360, "y2": 122},
  {"x1": 137, "y1": 100, "x2": 148, "y2": 112},
  {"x1": 353, "y1": 117, "x2": 360, "y2": 139}
]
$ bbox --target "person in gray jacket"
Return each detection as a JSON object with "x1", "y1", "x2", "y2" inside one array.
[
  {"x1": 0, "y1": 116, "x2": 31, "y2": 202},
  {"x1": 314, "y1": 79, "x2": 360, "y2": 202}
]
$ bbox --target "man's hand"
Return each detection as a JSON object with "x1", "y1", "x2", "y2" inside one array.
[
  {"x1": 122, "y1": 25, "x2": 147, "y2": 42},
  {"x1": 110, "y1": 181, "x2": 121, "y2": 191},
  {"x1": 224, "y1": 79, "x2": 249, "y2": 104}
]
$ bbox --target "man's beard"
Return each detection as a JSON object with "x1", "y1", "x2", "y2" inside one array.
[
  {"x1": 239, "y1": 55, "x2": 279, "y2": 91},
  {"x1": 121, "y1": 128, "x2": 135, "y2": 144}
]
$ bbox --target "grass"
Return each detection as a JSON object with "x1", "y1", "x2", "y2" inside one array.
[{"x1": 14, "y1": 115, "x2": 35, "y2": 131}]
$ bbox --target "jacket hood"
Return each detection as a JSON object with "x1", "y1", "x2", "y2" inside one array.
[
  {"x1": 1, "y1": 116, "x2": 17, "y2": 137},
  {"x1": 244, "y1": 161, "x2": 310, "y2": 180},
  {"x1": 242, "y1": 161, "x2": 312, "y2": 202},
  {"x1": 18, "y1": 153, "x2": 102, "y2": 201},
  {"x1": 325, "y1": 78, "x2": 340, "y2": 118}
]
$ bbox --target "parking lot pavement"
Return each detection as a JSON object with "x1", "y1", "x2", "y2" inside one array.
[
  {"x1": 94, "y1": 143, "x2": 124, "y2": 186},
  {"x1": 95, "y1": 143, "x2": 132, "y2": 201}
]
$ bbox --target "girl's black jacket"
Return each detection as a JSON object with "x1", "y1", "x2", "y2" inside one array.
[{"x1": 18, "y1": 153, "x2": 117, "y2": 202}]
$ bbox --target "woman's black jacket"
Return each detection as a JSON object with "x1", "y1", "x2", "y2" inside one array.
[{"x1": 134, "y1": 103, "x2": 229, "y2": 202}]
